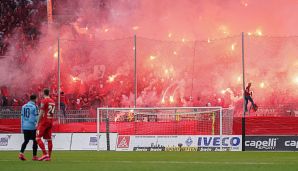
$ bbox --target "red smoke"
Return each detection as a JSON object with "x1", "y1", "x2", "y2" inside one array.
[{"x1": 1, "y1": 0, "x2": 298, "y2": 110}]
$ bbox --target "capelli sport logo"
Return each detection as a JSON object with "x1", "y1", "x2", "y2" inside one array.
[
  {"x1": 245, "y1": 138, "x2": 277, "y2": 150},
  {"x1": 0, "y1": 135, "x2": 12, "y2": 146}
]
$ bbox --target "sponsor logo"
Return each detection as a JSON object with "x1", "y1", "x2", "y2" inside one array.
[
  {"x1": 133, "y1": 147, "x2": 164, "y2": 151},
  {"x1": 245, "y1": 138, "x2": 277, "y2": 150},
  {"x1": 198, "y1": 147, "x2": 232, "y2": 152},
  {"x1": 0, "y1": 135, "x2": 11, "y2": 146},
  {"x1": 133, "y1": 143, "x2": 165, "y2": 151},
  {"x1": 185, "y1": 137, "x2": 193, "y2": 147},
  {"x1": 89, "y1": 136, "x2": 100, "y2": 146},
  {"x1": 198, "y1": 136, "x2": 241, "y2": 147},
  {"x1": 285, "y1": 140, "x2": 298, "y2": 148},
  {"x1": 117, "y1": 136, "x2": 130, "y2": 148},
  {"x1": 165, "y1": 147, "x2": 197, "y2": 152}
]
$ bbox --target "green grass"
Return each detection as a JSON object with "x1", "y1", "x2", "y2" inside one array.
[{"x1": 1, "y1": 151, "x2": 298, "y2": 171}]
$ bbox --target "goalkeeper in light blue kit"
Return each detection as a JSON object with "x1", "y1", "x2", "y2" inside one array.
[{"x1": 19, "y1": 94, "x2": 39, "y2": 161}]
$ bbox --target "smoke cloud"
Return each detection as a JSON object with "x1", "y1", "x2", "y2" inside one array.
[{"x1": 1, "y1": 0, "x2": 298, "y2": 109}]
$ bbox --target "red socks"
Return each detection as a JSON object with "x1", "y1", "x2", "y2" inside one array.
[
  {"x1": 36, "y1": 138, "x2": 47, "y2": 155},
  {"x1": 48, "y1": 140, "x2": 53, "y2": 157}
]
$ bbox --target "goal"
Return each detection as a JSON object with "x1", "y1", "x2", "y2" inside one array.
[{"x1": 96, "y1": 107, "x2": 234, "y2": 151}]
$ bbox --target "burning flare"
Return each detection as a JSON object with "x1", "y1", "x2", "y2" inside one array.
[
  {"x1": 108, "y1": 75, "x2": 117, "y2": 82},
  {"x1": 54, "y1": 51, "x2": 58, "y2": 59}
]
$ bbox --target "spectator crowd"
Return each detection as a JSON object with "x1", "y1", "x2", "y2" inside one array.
[{"x1": 1, "y1": 0, "x2": 298, "y2": 117}]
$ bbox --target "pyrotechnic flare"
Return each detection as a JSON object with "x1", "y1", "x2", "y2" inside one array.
[
  {"x1": 293, "y1": 76, "x2": 298, "y2": 84},
  {"x1": 256, "y1": 29, "x2": 263, "y2": 36},
  {"x1": 259, "y1": 82, "x2": 265, "y2": 88},
  {"x1": 161, "y1": 98, "x2": 165, "y2": 104},
  {"x1": 71, "y1": 76, "x2": 81, "y2": 82},
  {"x1": 108, "y1": 75, "x2": 117, "y2": 82},
  {"x1": 149, "y1": 55, "x2": 156, "y2": 60},
  {"x1": 231, "y1": 43, "x2": 236, "y2": 51},
  {"x1": 132, "y1": 26, "x2": 139, "y2": 30},
  {"x1": 53, "y1": 51, "x2": 58, "y2": 59},
  {"x1": 237, "y1": 76, "x2": 241, "y2": 83},
  {"x1": 169, "y1": 96, "x2": 174, "y2": 103}
]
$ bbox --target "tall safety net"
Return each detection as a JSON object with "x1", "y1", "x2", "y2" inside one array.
[{"x1": 97, "y1": 107, "x2": 234, "y2": 151}]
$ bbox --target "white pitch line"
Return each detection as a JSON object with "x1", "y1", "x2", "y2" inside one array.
[{"x1": 0, "y1": 160, "x2": 278, "y2": 165}]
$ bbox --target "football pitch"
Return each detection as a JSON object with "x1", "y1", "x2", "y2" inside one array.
[{"x1": 1, "y1": 151, "x2": 298, "y2": 171}]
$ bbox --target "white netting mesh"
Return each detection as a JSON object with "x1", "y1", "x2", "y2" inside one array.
[{"x1": 97, "y1": 107, "x2": 233, "y2": 135}]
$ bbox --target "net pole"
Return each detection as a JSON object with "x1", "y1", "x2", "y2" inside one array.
[
  {"x1": 106, "y1": 108, "x2": 110, "y2": 151},
  {"x1": 219, "y1": 107, "x2": 223, "y2": 151},
  {"x1": 211, "y1": 112, "x2": 215, "y2": 135},
  {"x1": 97, "y1": 108, "x2": 100, "y2": 151},
  {"x1": 241, "y1": 32, "x2": 246, "y2": 151},
  {"x1": 57, "y1": 37, "x2": 61, "y2": 124},
  {"x1": 47, "y1": 0, "x2": 53, "y2": 24},
  {"x1": 134, "y1": 34, "x2": 137, "y2": 108},
  {"x1": 191, "y1": 41, "x2": 196, "y2": 98}
]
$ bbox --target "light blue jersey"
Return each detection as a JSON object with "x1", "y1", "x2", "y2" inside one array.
[{"x1": 21, "y1": 101, "x2": 38, "y2": 131}]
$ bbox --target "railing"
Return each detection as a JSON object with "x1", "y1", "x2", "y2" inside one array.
[
  {"x1": 1, "y1": 104, "x2": 297, "y2": 122},
  {"x1": 57, "y1": 110, "x2": 97, "y2": 123},
  {"x1": 0, "y1": 106, "x2": 95, "y2": 123},
  {"x1": 248, "y1": 103, "x2": 298, "y2": 117}
]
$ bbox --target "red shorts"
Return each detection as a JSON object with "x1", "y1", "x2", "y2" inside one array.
[{"x1": 36, "y1": 121, "x2": 53, "y2": 140}]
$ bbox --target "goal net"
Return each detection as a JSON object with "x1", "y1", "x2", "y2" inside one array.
[{"x1": 97, "y1": 107, "x2": 234, "y2": 151}]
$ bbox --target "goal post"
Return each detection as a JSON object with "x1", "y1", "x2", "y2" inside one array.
[{"x1": 97, "y1": 107, "x2": 234, "y2": 151}]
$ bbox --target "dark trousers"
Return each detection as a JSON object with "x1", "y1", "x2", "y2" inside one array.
[
  {"x1": 60, "y1": 103, "x2": 66, "y2": 117},
  {"x1": 20, "y1": 130, "x2": 38, "y2": 156},
  {"x1": 245, "y1": 96, "x2": 255, "y2": 112}
]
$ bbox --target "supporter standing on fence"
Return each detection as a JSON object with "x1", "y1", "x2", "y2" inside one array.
[
  {"x1": 244, "y1": 82, "x2": 257, "y2": 112},
  {"x1": 1, "y1": 86, "x2": 9, "y2": 107},
  {"x1": 60, "y1": 92, "x2": 67, "y2": 117},
  {"x1": 19, "y1": 94, "x2": 38, "y2": 161}
]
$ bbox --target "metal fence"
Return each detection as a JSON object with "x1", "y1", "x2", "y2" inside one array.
[
  {"x1": 1, "y1": 104, "x2": 298, "y2": 121},
  {"x1": 0, "y1": 106, "x2": 95, "y2": 123},
  {"x1": 1, "y1": 34, "x2": 298, "y2": 118}
]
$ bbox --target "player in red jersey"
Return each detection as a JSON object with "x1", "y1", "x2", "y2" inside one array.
[{"x1": 36, "y1": 88, "x2": 55, "y2": 161}]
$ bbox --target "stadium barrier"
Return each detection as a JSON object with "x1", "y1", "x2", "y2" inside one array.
[
  {"x1": 0, "y1": 133, "x2": 118, "y2": 151},
  {"x1": 250, "y1": 103, "x2": 298, "y2": 117},
  {"x1": 58, "y1": 110, "x2": 96, "y2": 123},
  {"x1": 116, "y1": 135, "x2": 242, "y2": 152},
  {"x1": 233, "y1": 116, "x2": 298, "y2": 135},
  {"x1": 245, "y1": 136, "x2": 298, "y2": 151},
  {"x1": 2, "y1": 105, "x2": 297, "y2": 120},
  {"x1": 0, "y1": 133, "x2": 72, "y2": 150},
  {"x1": 0, "y1": 133, "x2": 242, "y2": 151},
  {"x1": 4, "y1": 133, "x2": 298, "y2": 151},
  {"x1": 0, "y1": 107, "x2": 22, "y2": 119},
  {"x1": 2, "y1": 116, "x2": 298, "y2": 135},
  {"x1": 0, "y1": 108, "x2": 93, "y2": 120}
]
